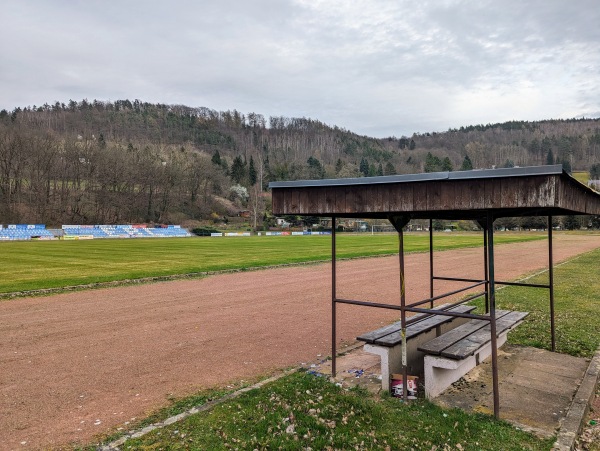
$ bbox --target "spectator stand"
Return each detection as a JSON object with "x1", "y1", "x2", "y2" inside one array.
[
  {"x1": 0, "y1": 224, "x2": 54, "y2": 241},
  {"x1": 269, "y1": 164, "x2": 600, "y2": 417}
]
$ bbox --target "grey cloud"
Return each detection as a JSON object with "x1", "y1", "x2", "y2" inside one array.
[{"x1": 0, "y1": 0, "x2": 598, "y2": 137}]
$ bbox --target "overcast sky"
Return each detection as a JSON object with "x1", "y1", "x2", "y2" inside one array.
[{"x1": 1, "y1": 0, "x2": 599, "y2": 137}]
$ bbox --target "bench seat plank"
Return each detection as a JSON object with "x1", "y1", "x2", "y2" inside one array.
[
  {"x1": 417, "y1": 310, "x2": 511, "y2": 355},
  {"x1": 370, "y1": 305, "x2": 476, "y2": 347},
  {"x1": 356, "y1": 310, "x2": 433, "y2": 344},
  {"x1": 440, "y1": 311, "x2": 529, "y2": 359}
]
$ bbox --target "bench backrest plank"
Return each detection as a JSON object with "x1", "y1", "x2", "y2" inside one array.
[
  {"x1": 440, "y1": 311, "x2": 529, "y2": 360},
  {"x1": 367, "y1": 305, "x2": 476, "y2": 347}
]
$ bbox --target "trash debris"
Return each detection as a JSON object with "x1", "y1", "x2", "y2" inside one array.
[
  {"x1": 307, "y1": 370, "x2": 325, "y2": 377},
  {"x1": 390, "y1": 374, "x2": 418, "y2": 399},
  {"x1": 347, "y1": 369, "x2": 364, "y2": 378}
]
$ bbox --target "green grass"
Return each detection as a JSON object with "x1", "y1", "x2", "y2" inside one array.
[
  {"x1": 483, "y1": 248, "x2": 600, "y2": 358},
  {"x1": 0, "y1": 232, "x2": 545, "y2": 295},
  {"x1": 572, "y1": 171, "x2": 589, "y2": 184},
  {"x1": 120, "y1": 371, "x2": 551, "y2": 450}
]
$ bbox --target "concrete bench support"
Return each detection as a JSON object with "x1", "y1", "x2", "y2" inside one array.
[
  {"x1": 422, "y1": 311, "x2": 528, "y2": 399},
  {"x1": 362, "y1": 313, "x2": 473, "y2": 391},
  {"x1": 424, "y1": 332, "x2": 508, "y2": 398}
]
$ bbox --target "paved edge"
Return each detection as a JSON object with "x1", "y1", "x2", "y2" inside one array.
[{"x1": 553, "y1": 347, "x2": 600, "y2": 451}]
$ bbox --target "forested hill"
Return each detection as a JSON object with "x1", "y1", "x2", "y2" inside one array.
[{"x1": 1, "y1": 99, "x2": 600, "y2": 227}]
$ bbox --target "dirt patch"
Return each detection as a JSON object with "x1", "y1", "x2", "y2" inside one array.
[{"x1": 1, "y1": 234, "x2": 600, "y2": 449}]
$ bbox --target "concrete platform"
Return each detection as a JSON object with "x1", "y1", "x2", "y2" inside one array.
[
  {"x1": 317, "y1": 343, "x2": 598, "y2": 446},
  {"x1": 434, "y1": 344, "x2": 589, "y2": 438}
]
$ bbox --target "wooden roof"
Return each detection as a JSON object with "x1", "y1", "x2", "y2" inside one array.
[{"x1": 270, "y1": 165, "x2": 600, "y2": 220}]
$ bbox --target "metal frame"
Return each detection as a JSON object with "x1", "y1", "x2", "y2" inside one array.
[
  {"x1": 269, "y1": 165, "x2": 598, "y2": 419},
  {"x1": 330, "y1": 213, "x2": 557, "y2": 418}
]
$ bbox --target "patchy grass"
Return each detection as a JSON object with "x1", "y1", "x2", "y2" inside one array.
[
  {"x1": 119, "y1": 371, "x2": 551, "y2": 450},
  {"x1": 471, "y1": 248, "x2": 600, "y2": 358},
  {"x1": 0, "y1": 232, "x2": 544, "y2": 294}
]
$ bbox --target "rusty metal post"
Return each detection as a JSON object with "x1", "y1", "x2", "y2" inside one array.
[
  {"x1": 429, "y1": 218, "x2": 434, "y2": 307},
  {"x1": 399, "y1": 226, "x2": 408, "y2": 402},
  {"x1": 549, "y1": 216, "x2": 555, "y2": 352},
  {"x1": 331, "y1": 216, "x2": 337, "y2": 377},
  {"x1": 487, "y1": 213, "x2": 500, "y2": 418},
  {"x1": 483, "y1": 222, "x2": 489, "y2": 314}
]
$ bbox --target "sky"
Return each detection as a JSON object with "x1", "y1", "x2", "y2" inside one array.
[{"x1": 1, "y1": 0, "x2": 599, "y2": 137}]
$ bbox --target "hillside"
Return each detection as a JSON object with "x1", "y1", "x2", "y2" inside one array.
[{"x1": 1, "y1": 100, "x2": 599, "y2": 227}]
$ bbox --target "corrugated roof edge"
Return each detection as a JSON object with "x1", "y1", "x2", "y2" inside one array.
[{"x1": 268, "y1": 164, "x2": 565, "y2": 189}]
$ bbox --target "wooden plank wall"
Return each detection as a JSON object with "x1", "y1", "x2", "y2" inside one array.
[{"x1": 272, "y1": 174, "x2": 600, "y2": 216}]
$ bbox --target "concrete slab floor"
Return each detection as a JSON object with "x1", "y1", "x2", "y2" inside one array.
[{"x1": 434, "y1": 344, "x2": 589, "y2": 438}]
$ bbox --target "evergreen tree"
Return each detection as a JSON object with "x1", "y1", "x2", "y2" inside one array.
[
  {"x1": 460, "y1": 155, "x2": 473, "y2": 171},
  {"x1": 442, "y1": 157, "x2": 453, "y2": 172},
  {"x1": 211, "y1": 150, "x2": 222, "y2": 166},
  {"x1": 384, "y1": 162, "x2": 396, "y2": 175},
  {"x1": 546, "y1": 149, "x2": 554, "y2": 165},
  {"x1": 409, "y1": 139, "x2": 416, "y2": 150},
  {"x1": 368, "y1": 163, "x2": 377, "y2": 177},
  {"x1": 541, "y1": 137, "x2": 552, "y2": 162},
  {"x1": 306, "y1": 156, "x2": 325, "y2": 179},
  {"x1": 335, "y1": 158, "x2": 343, "y2": 174},
  {"x1": 377, "y1": 163, "x2": 384, "y2": 176},
  {"x1": 248, "y1": 155, "x2": 257, "y2": 185},
  {"x1": 230, "y1": 155, "x2": 246, "y2": 184},
  {"x1": 359, "y1": 158, "x2": 369, "y2": 176},
  {"x1": 425, "y1": 152, "x2": 442, "y2": 173}
]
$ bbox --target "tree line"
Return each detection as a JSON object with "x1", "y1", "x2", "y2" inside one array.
[{"x1": 1, "y1": 99, "x2": 600, "y2": 227}]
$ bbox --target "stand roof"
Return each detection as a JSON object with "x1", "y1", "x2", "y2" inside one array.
[{"x1": 270, "y1": 165, "x2": 600, "y2": 220}]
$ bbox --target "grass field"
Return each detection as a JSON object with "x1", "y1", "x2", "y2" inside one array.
[
  {"x1": 0, "y1": 232, "x2": 546, "y2": 295},
  {"x1": 100, "y1": 246, "x2": 600, "y2": 450},
  {"x1": 572, "y1": 171, "x2": 589, "y2": 184}
]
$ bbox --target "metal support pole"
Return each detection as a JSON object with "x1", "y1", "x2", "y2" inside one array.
[
  {"x1": 484, "y1": 223, "x2": 489, "y2": 313},
  {"x1": 487, "y1": 213, "x2": 500, "y2": 418},
  {"x1": 429, "y1": 219, "x2": 434, "y2": 307},
  {"x1": 399, "y1": 227, "x2": 408, "y2": 402},
  {"x1": 331, "y1": 216, "x2": 337, "y2": 377},
  {"x1": 549, "y1": 216, "x2": 555, "y2": 352}
]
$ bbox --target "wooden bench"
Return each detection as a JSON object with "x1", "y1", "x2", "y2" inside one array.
[
  {"x1": 357, "y1": 304, "x2": 477, "y2": 391},
  {"x1": 417, "y1": 310, "x2": 529, "y2": 398}
]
